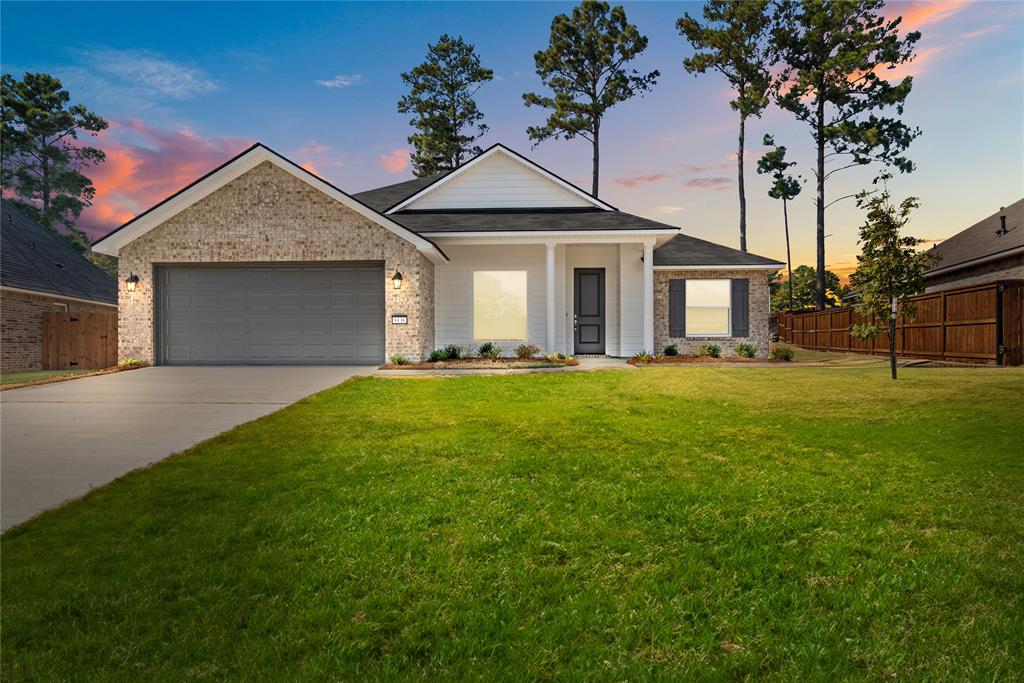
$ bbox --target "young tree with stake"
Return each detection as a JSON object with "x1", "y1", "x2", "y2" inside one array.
[
  {"x1": 677, "y1": 0, "x2": 773, "y2": 252},
  {"x1": 523, "y1": 0, "x2": 659, "y2": 197},
  {"x1": 398, "y1": 35, "x2": 494, "y2": 177},
  {"x1": 773, "y1": 0, "x2": 921, "y2": 309},
  {"x1": 757, "y1": 134, "x2": 802, "y2": 311},
  {"x1": 849, "y1": 186, "x2": 932, "y2": 380}
]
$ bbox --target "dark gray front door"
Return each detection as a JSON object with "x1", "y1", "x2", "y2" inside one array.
[
  {"x1": 157, "y1": 263, "x2": 384, "y2": 365},
  {"x1": 574, "y1": 268, "x2": 605, "y2": 354}
]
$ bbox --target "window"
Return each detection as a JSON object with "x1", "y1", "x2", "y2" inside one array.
[
  {"x1": 686, "y1": 279, "x2": 730, "y2": 336},
  {"x1": 473, "y1": 271, "x2": 528, "y2": 340}
]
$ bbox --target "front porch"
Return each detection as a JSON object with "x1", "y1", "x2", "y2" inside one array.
[{"x1": 432, "y1": 236, "x2": 663, "y2": 357}]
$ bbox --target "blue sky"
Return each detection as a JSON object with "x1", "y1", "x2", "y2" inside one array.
[{"x1": 3, "y1": 1, "x2": 1022, "y2": 277}]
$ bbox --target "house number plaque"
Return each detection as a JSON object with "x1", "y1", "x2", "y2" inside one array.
[{"x1": 391, "y1": 315, "x2": 408, "y2": 325}]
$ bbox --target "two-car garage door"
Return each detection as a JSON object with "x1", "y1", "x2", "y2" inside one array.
[{"x1": 157, "y1": 264, "x2": 385, "y2": 365}]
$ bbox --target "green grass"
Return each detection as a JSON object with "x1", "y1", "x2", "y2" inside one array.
[
  {"x1": 3, "y1": 367, "x2": 1022, "y2": 680},
  {"x1": 0, "y1": 369, "x2": 92, "y2": 386}
]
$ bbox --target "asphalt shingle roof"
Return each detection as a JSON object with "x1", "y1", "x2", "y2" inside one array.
[
  {"x1": 654, "y1": 233, "x2": 783, "y2": 268},
  {"x1": 1, "y1": 200, "x2": 117, "y2": 304},
  {"x1": 927, "y1": 197, "x2": 1024, "y2": 275},
  {"x1": 353, "y1": 172, "x2": 451, "y2": 212}
]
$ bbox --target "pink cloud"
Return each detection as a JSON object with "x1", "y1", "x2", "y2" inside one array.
[
  {"x1": 297, "y1": 139, "x2": 331, "y2": 156},
  {"x1": 80, "y1": 119, "x2": 252, "y2": 239},
  {"x1": 682, "y1": 177, "x2": 733, "y2": 192},
  {"x1": 376, "y1": 148, "x2": 410, "y2": 173},
  {"x1": 614, "y1": 173, "x2": 670, "y2": 189},
  {"x1": 884, "y1": 0, "x2": 968, "y2": 32}
]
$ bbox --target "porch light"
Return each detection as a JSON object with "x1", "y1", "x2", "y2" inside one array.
[
  {"x1": 392, "y1": 271, "x2": 403, "y2": 290},
  {"x1": 125, "y1": 273, "x2": 140, "y2": 293}
]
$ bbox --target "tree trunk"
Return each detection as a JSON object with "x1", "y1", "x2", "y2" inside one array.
[
  {"x1": 889, "y1": 314, "x2": 897, "y2": 380},
  {"x1": 815, "y1": 101, "x2": 826, "y2": 311},
  {"x1": 784, "y1": 197, "x2": 793, "y2": 312},
  {"x1": 738, "y1": 113, "x2": 747, "y2": 252},
  {"x1": 592, "y1": 121, "x2": 600, "y2": 197}
]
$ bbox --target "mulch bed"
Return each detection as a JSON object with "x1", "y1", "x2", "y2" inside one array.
[
  {"x1": 629, "y1": 355, "x2": 782, "y2": 366},
  {"x1": 0, "y1": 364, "x2": 148, "y2": 391},
  {"x1": 380, "y1": 357, "x2": 580, "y2": 370}
]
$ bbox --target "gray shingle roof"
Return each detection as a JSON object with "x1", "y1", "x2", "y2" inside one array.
[
  {"x1": 654, "y1": 233, "x2": 783, "y2": 268},
  {"x1": 353, "y1": 172, "x2": 450, "y2": 212},
  {"x1": 926, "y1": 197, "x2": 1024, "y2": 275},
  {"x1": 1, "y1": 200, "x2": 117, "y2": 304}
]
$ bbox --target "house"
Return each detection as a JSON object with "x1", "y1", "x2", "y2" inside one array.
[
  {"x1": 92, "y1": 143, "x2": 782, "y2": 365},
  {"x1": 925, "y1": 198, "x2": 1024, "y2": 292},
  {"x1": 1, "y1": 200, "x2": 118, "y2": 372}
]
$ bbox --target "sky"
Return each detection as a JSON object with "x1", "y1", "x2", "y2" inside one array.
[{"x1": 2, "y1": 0, "x2": 1022, "y2": 279}]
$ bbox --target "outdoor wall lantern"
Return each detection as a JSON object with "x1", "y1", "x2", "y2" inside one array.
[
  {"x1": 125, "y1": 273, "x2": 140, "y2": 293},
  {"x1": 392, "y1": 271, "x2": 403, "y2": 290}
]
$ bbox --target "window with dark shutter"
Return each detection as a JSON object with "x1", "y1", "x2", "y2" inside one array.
[
  {"x1": 731, "y1": 279, "x2": 750, "y2": 337},
  {"x1": 669, "y1": 279, "x2": 685, "y2": 337}
]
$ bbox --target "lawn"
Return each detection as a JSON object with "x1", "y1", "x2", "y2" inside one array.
[
  {"x1": 0, "y1": 369, "x2": 91, "y2": 386},
  {"x1": 3, "y1": 366, "x2": 1022, "y2": 680}
]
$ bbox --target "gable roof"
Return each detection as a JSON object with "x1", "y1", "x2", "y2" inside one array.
[
  {"x1": 382, "y1": 144, "x2": 616, "y2": 213},
  {"x1": 91, "y1": 143, "x2": 448, "y2": 263},
  {"x1": 354, "y1": 172, "x2": 451, "y2": 213},
  {"x1": 654, "y1": 233, "x2": 784, "y2": 269},
  {"x1": 387, "y1": 208, "x2": 680, "y2": 234},
  {"x1": 926, "y1": 198, "x2": 1024, "y2": 277},
  {"x1": 1, "y1": 200, "x2": 117, "y2": 305}
]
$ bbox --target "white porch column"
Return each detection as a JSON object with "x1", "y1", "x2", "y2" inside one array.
[
  {"x1": 643, "y1": 240, "x2": 654, "y2": 352},
  {"x1": 545, "y1": 243, "x2": 556, "y2": 353}
]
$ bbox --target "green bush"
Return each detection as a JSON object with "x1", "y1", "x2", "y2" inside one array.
[
  {"x1": 118, "y1": 358, "x2": 147, "y2": 368},
  {"x1": 515, "y1": 343, "x2": 541, "y2": 359},
  {"x1": 735, "y1": 343, "x2": 757, "y2": 359},
  {"x1": 631, "y1": 350, "x2": 654, "y2": 363},
  {"x1": 481, "y1": 345, "x2": 501, "y2": 361},
  {"x1": 770, "y1": 346, "x2": 795, "y2": 361},
  {"x1": 477, "y1": 342, "x2": 497, "y2": 357},
  {"x1": 444, "y1": 344, "x2": 467, "y2": 360},
  {"x1": 388, "y1": 354, "x2": 410, "y2": 365},
  {"x1": 698, "y1": 344, "x2": 721, "y2": 358},
  {"x1": 663, "y1": 344, "x2": 679, "y2": 356}
]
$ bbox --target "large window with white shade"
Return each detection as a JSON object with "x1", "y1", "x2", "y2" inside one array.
[
  {"x1": 686, "y1": 279, "x2": 730, "y2": 336},
  {"x1": 473, "y1": 271, "x2": 528, "y2": 340}
]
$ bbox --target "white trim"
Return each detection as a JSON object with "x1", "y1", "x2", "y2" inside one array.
[
  {"x1": 425, "y1": 230, "x2": 679, "y2": 239},
  {"x1": 0, "y1": 285, "x2": 118, "y2": 308},
  {"x1": 545, "y1": 243, "x2": 556, "y2": 353},
  {"x1": 91, "y1": 145, "x2": 448, "y2": 264},
  {"x1": 642, "y1": 241, "x2": 654, "y2": 352},
  {"x1": 386, "y1": 145, "x2": 616, "y2": 214},
  {"x1": 925, "y1": 245, "x2": 1024, "y2": 277},
  {"x1": 654, "y1": 263, "x2": 783, "y2": 271}
]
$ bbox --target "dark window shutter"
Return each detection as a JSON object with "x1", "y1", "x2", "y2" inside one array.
[
  {"x1": 669, "y1": 279, "x2": 686, "y2": 337},
  {"x1": 731, "y1": 278, "x2": 749, "y2": 337}
]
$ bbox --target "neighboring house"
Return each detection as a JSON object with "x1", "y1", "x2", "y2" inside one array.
[
  {"x1": 925, "y1": 198, "x2": 1024, "y2": 292},
  {"x1": 1, "y1": 200, "x2": 118, "y2": 372},
  {"x1": 92, "y1": 143, "x2": 782, "y2": 365}
]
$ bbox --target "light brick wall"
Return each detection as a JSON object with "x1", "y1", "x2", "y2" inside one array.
[
  {"x1": 117, "y1": 161, "x2": 435, "y2": 364},
  {"x1": 654, "y1": 269, "x2": 774, "y2": 358},
  {"x1": 1, "y1": 290, "x2": 115, "y2": 372}
]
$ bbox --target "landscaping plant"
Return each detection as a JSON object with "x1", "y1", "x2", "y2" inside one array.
[
  {"x1": 769, "y1": 346, "x2": 794, "y2": 361},
  {"x1": 515, "y1": 343, "x2": 541, "y2": 359},
  {"x1": 698, "y1": 344, "x2": 721, "y2": 358},
  {"x1": 663, "y1": 344, "x2": 679, "y2": 356},
  {"x1": 388, "y1": 354, "x2": 411, "y2": 366},
  {"x1": 735, "y1": 343, "x2": 757, "y2": 359},
  {"x1": 631, "y1": 350, "x2": 654, "y2": 363}
]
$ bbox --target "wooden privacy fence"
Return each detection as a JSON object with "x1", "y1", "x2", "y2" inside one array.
[
  {"x1": 42, "y1": 312, "x2": 118, "y2": 370},
  {"x1": 777, "y1": 280, "x2": 1024, "y2": 366}
]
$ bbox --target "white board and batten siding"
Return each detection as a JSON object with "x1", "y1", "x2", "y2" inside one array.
[{"x1": 404, "y1": 153, "x2": 595, "y2": 211}]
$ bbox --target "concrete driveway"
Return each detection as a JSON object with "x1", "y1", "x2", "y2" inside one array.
[{"x1": 1, "y1": 366, "x2": 369, "y2": 530}]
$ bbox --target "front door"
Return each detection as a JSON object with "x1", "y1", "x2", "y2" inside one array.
[{"x1": 574, "y1": 268, "x2": 605, "y2": 354}]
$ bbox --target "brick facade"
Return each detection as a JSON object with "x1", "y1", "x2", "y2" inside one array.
[
  {"x1": 117, "y1": 161, "x2": 435, "y2": 364},
  {"x1": 1, "y1": 289, "x2": 116, "y2": 372},
  {"x1": 925, "y1": 253, "x2": 1024, "y2": 292},
  {"x1": 654, "y1": 269, "x2": 774, "y2": 358}
]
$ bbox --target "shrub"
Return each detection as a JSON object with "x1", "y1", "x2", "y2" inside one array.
[
  {"x1": 515, "y1": 343, "x2": 541, "y2": 359},
  {"x1": 770, "y1": 346, "x2": 795, "y2": 361},
  {"x1": 388, "y1": 354, "x2": 410, "y2": 365},
  {"x1": 481, "y1": 345, "x2": 501, "y2": 361},
  {"x1": 477, "y1": 342, "x2": 497, "y2": 357},
  {"x1": 663, "y1": 344, "x2": 679, "y2": 356},
  {"x1": 118, "y1": 358, "x2": 147, "y2": 368},
  {"x1": 545, "y1": 352, "x2": 570, "y2": 363},
  {"x1": 735, "y1": 343, "x2": 757, "y2": 359},
  {"x1": 631, "y1": 350, "x2": 654, "y2": 363},
  {"x1": 428, "y1": 349, "x2": 447, "y2": 362},
  {"x1": 698, "y1": 344, "x2": 721, "y2": 358},
  {"x1": 443, "y1": 344, "x2": 467, "y2": 360}
]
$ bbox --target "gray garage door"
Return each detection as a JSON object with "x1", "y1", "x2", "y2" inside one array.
[{"x1": 157, "y1": 264, "x2": 385, "y2": 365}]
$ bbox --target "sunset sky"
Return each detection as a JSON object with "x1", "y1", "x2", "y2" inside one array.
[{"x1": 2, "y1": 1, "x2": 1022, "y2": 278}]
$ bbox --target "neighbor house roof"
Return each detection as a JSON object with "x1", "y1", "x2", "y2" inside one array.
[
  {"x1": 1, "y1": 199, "x2": 117, "y2": 305},
  {"x1": 926, "y1": 198, "x2": 1024, "y2": 277},
  {"x1": 654, "y1": 233, "x2": 783, "y2": 269}
]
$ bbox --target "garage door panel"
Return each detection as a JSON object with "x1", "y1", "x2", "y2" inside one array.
[{"x1": 159, "y1": 264, "x2": 384, "y2": 365}]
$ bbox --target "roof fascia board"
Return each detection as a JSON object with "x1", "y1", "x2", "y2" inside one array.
[
  {"x1": 653, "y1": 263, "x2": 784, "y2": 270},
  {"x1": 0, "y1": 285, "x2": 118, "y2": 307},
  {"x1": 385, "y1": 144, "x2": 616, "y2": 214},
  {"x1": 925, "y1": 245, "x2": 1024, "y2": 277}
]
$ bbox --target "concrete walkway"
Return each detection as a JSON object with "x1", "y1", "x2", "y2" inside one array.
[{"x1": 1, "y1": 366, "x2": 368, "y2": 530}]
